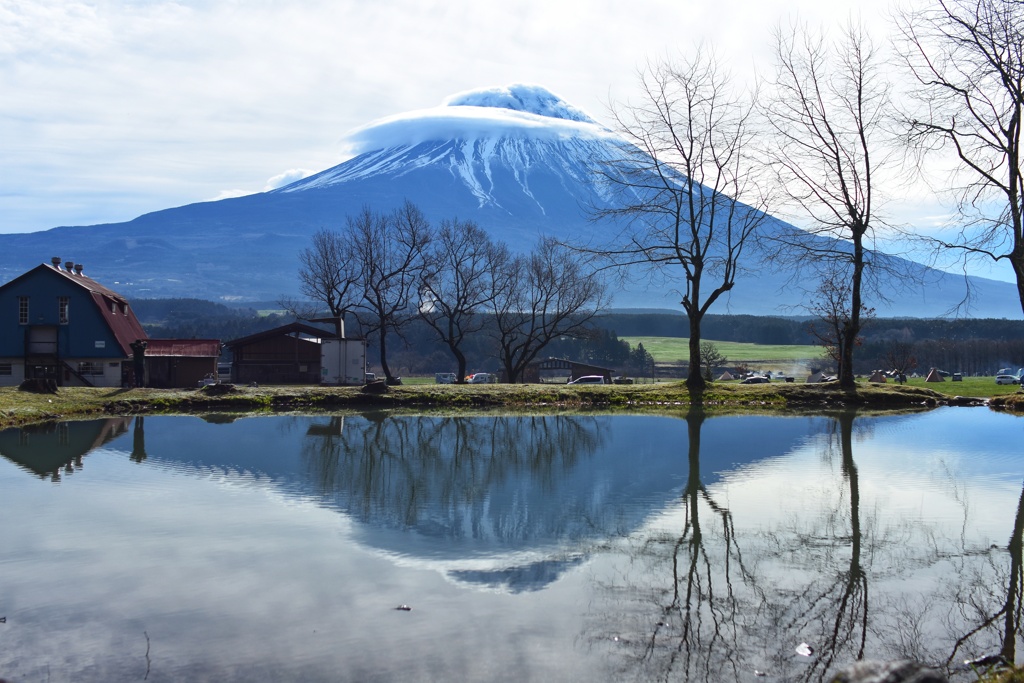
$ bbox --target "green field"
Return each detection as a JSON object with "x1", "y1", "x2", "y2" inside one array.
[{"x1": 621, "y1": 336, "x2": 826, "y2": 364}]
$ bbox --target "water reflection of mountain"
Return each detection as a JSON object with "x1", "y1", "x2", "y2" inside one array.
[
  {"x1": 0, "y1": 417, "x2": 132, "y2": 480},
  {"x1": 0, "y1": 412, "x2": 829, "y2": 591},
  {"x1": 149, "y1": 413, "x2": 833, "y2": 587}
]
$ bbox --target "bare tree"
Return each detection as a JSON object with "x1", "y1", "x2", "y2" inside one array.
[
  {"x1": 806, "y1": 270, "x2": 875, "y2": 378},
  {"x1": 490, "y1": 238, "x2": 607, "y2": 383},
  {"x1": 419, "y1": 218, "x2": 509, "y2": 382},
  {"x1": 698, "y1": 340, "x2": 726, "y2": 381},
  {"x1": 595, "y1": 49, "x2": 770, "y2": 392},
  {"x1": 884, "y1": 339, "x2": 917, "y2": 381},
  {"x1": 349, "y1": 201, "x2": 432, "y2": 384},
  {"x1": 288, "y1": 228, "x2": 360, "y2": 338},
  {"x1": 765, "y1": 21, "x2": 896, "y2": 389},
  {"x1": 896, "y1": 0, "x2": 1024, "y2": 315}
]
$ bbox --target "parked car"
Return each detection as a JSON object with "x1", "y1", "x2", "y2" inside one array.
[
  {"x1": 996, "y1": 374, "x2": 1019, "y2": 385},
  {"x1": 435, "y1": 372, "x2": 456, "y2": 384},
  {"x1": 567, "y1": 375, "x2": 607, "y2": 385},
  {"x1": 740, "y1": 376, "x2": 770, "y2": 384},
  {"x1": 467, "y1": 373, "x2": 494, "y2": 384}
]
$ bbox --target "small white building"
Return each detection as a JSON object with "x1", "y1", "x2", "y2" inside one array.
[{"x1": 320, "y1": 338, "x2": 367, "y2": 385}]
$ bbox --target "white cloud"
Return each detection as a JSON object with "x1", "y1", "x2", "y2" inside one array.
[
  {"x1": 0, "y1": 0, "x2": 917, "y2": 235},
  {"x1": 264, "y1": 169, "x2": 315, "y2": 191},
  {"x1": 342, "y1": 101, "x2": 618, "y2": 157},
  {"x1": 208, "y1": 189, "x2": 254, "y2": 202}
]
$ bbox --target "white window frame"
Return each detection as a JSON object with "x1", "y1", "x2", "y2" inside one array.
[
  {"x1": 58, "y1": 296, "x2": 70, "y2": 324},
  {"x1": 77, "y1": 361, "x2": 105, "y2": 376}
]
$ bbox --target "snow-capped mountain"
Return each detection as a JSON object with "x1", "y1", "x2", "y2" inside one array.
[{"x1": 0, "y1": 84, "x2": 1019, "y2": 317}]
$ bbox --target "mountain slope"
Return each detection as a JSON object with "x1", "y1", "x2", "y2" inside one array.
[{"x1": 0, "y1": 84, "x2": 1019, "y2": 317}]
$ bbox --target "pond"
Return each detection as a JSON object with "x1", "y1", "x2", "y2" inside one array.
[{"x1": 0, "y1": 408, "x2": 1022, "y2": 682}]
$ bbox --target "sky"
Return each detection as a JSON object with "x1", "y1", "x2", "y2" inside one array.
[{"x1": 2, "y1": 0, "x2": 1013, "y2": 281}]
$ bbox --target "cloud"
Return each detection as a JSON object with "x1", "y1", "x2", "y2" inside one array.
[
  {"x1": 0, "y1": 0, "x2": 921, "y2": 236},
  {"x1": 264, "y1": 169, "x2": 315, "y2": 191},
  {"x1": 208, "y1": 189, "x2": 254, "y2": 202},
  {"x1": 343, "y1": 101, "x2": 617, "y2": 157}
]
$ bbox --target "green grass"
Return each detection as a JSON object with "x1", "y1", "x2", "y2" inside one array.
[
  {"x1": 621, "y1": 336, "x2": 826, "y2": 364},
  {"x1": 897, "y1": 375, "x2": 1024, "y2": 398},
  {"x1": 2, "y1": 379, "x2": 1021, "y2": 433}
]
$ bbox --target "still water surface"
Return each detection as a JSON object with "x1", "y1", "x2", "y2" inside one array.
[{"x1": 0, "y1": 408, "x2": 1022, "y2": 682}]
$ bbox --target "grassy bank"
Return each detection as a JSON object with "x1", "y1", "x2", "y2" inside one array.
[{"x1": 2, "y1": 378, "x2": 1021, "y2": 430}]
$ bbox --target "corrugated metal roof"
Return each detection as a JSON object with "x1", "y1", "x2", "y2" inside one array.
[
  {"x1": 88, "y1": 290, "x2": 148, "y2": 356},
  {"x1": 224, "y1": 321, "x2": 338, "y2": 348},
  {"x1": 46, "y1": 263, "x2": 132, "y2": 302},
  {"x1": 145, "y1": 339, "x2": 221, "y2": 357}
]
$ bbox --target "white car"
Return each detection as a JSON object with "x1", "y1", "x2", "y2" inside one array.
[
  {"x1": 567, "y1": 375, "x2": 607, "y2": 385},
  {"x1": 467, "y1": 373, "x2": 494, "y2": 384},
  {"x1": 995, "y1": 374, "x2": 1019, "y2": 385}
]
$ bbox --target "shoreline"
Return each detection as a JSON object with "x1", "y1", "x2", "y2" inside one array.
[{"x1": 3, "y1": 381, "x2": 1022, "y2": 430}]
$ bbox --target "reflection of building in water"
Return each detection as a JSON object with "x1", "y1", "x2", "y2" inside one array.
[{"x1": 0, "y1": 417, "x2": 132, "y2": 480}]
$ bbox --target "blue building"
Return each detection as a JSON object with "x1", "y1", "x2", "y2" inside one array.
[{"x1": 0, "y1": 258, "x2": 148, "y2": 387}]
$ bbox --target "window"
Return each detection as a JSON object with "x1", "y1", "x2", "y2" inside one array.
[
  {"x1": 18, "y1": 296, "x2": 28, "y2": 325},
  {"x1": 58, "y1": 296, "x2": 69, "y2": 324},
  {"x1": 77, "y1": 361, "x2": 105, "y2": 376},
  {"x1": 0, "y1": 363, "x2": 11, "y2": 376}
]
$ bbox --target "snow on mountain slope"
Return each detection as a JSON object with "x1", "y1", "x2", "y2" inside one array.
[{"x1": 279, "y1": 84, "x2": 625, "y2": 216}]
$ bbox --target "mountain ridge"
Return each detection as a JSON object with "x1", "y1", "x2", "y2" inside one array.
[{"x1": 0, "y1": 84, "x2": 1019, "y2": 318}]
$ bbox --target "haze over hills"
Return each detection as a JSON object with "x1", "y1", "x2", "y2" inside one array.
[{"x1": 0, "y1": 84, "x2": 1019, "y2": 318}]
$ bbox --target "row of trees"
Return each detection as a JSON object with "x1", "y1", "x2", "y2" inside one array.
[
  {"x1": 291, "y1": 202, "x2": 606, "y2": 383},
  {"x1": 590, "y1": 0, "x2": 1024, "y2": 389}
]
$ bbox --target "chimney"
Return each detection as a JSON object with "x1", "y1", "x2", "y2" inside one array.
[
  {"x1": 51, "y1": 257, "x2": 61, "y2": 267},
  {"x1": 74, "y1": 264, "x2": 83, "y2": 275},
  {"x1": 65, "y1": 261, "x2": 75, "y2": 273}
]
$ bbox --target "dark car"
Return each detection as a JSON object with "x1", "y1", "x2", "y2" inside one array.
[{"x1": 740, "y1": 376, "x2": 770, "y2": 384}]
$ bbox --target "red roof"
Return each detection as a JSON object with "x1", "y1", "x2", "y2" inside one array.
[{"x1": 144, "y1": 339, "x2": 221, "y2": 357}]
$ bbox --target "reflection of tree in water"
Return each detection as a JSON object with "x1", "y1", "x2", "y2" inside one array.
[
  {"x1": 927, "y1": 480, "x2": 1024, "y2": 673},
  {"x1": 594, "y1": 408, "x2": 765, "y2": 681},
  {"x1": 593, "y1": 409, "x2": 988, "y2": 682},
  {"x1": 298, "y1": 413, "x2": 606, "y2": 543},
  {"x1": 779, "y1": 411, "x2": 870, "y2": 681}
]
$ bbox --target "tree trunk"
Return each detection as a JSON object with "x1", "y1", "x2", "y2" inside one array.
[
  {"x1": 686, "y1": 313, "x2": 707, "y2": 392},
  {"x1": 377, "y1": 328, "x2": 394, "y2": 382},
  {"x1": 451, "y1": 344, "x2": 468, "y2": 383},
  {"x1": 840, "y1": 237, "x2": 866, "y2": 390}
]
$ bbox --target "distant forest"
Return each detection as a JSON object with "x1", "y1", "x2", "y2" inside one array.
[{"x1": 132, "y1": 299, "x2": 1024, "y2": 377}]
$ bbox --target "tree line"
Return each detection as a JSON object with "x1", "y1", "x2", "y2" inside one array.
[
  {"x1": 133, "y1": 297, "x2": 1024, "y2": 379},
  {"x1": 284, "y1": 202, "x2": 606, "y2": 383}
]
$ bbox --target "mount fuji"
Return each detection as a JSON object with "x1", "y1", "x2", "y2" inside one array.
[{"x1": 0, "y1": 84, "x2": 1019, "y2": 318}]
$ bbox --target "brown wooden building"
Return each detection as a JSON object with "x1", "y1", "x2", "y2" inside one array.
[
  {"x1": 224, "y1": 322, "x2": 336, "y2": 385},
  {"x1": 520, "y1": 358, "x2": 615, "y2": 383},
  {"x1": 143, "y1": 339, "x2": 221, "y2": 388}
]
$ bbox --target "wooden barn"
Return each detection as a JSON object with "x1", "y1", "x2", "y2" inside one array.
[
  {"x1": 143, "y1": 339, "x2": 221, "y2": 388},
  {"x1": 224, "y1": 322, "x2": 336, "y2": 385}
]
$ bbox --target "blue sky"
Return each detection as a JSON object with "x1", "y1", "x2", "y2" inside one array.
[{"x1": 4, "y1": 0, "x2": 1012, "y2": 282}]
